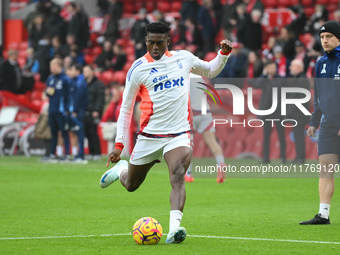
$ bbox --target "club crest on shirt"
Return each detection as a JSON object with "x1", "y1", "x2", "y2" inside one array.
[
  {"x1": 177, "y1": 60, "x2": 183, "y2": 69},
  {"x1": 321, "y1": 63, "x2": 326, "y2": 74},
  {"x1": 337, "y1": 64, "x2": 340, "y2": 74},
  {"x1": 56, "y1": 80, "x2": 62, "y2": 89}
]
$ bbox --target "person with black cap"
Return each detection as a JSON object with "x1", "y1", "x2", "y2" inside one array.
[{"x1": 300, "y1": 20, "x2": 340, "y2": 225}]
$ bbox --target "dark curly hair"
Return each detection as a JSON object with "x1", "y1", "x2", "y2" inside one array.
[{"x1": 146, "y1": 22, "x2": 171, "y2": 35}]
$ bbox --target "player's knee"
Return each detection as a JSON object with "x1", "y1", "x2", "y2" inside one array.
[
  {"x1": 170, "y1": 168, "x2": 186, "y2": 187},
  {"x1": 125, "y1": 180, "x2": 139, "y2": 192}
]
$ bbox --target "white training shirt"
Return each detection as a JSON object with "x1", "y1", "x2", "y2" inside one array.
[{"x1": 116, "y1": 49, "x2": 229, "y2": 145}]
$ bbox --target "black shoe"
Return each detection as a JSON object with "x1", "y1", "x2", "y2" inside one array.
[{"x1": 299, "y1": 213, "x2": 330, "y2": 225}]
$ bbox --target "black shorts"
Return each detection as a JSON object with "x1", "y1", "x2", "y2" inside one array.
[{"x1": 318, "y1": 126, "x2": 340, "y2": 157}]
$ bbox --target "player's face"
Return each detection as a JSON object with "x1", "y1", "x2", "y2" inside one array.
[
  {"x1": 320, "y1": 32, "x2": 340, "y2": 52},
  {"x1": 145, "y1": 33, "x2": 170, "y2": 60}
]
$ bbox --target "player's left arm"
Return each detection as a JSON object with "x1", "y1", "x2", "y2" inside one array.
[{"x1": 191, "y1": 39, "x2": 233, "y2": 78}]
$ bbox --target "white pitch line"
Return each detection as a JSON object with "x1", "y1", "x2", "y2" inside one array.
[
  {"x1": 187, "y1": 235, "x2": 340, "y2": 245},
  {"x1": 0, "y1": 233, "x2": 339, "y2": 245},
  {"x1": 0, "y1": 233, "x2": 131, "y2": 241}
]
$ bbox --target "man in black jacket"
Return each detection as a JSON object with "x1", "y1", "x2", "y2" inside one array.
[
  {"x1": 83, "y1": 65, "x2": 105, "y2": 160},
  {"x1": 131, "y1": 8, "x2": 149, "y2": 59},
  {"x1": 0, "y1": 50, "x2": 22, "y2": 94},
  {"x1": 286, "y1": 59, "x2": 310, "y2": 164},
  {"x1": 252, "y1": 61, "x2": 286, "y2": 163}
]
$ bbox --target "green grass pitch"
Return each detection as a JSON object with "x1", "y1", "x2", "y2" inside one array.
[{"x1": 1, "y1": 156, "x2": 339, "y2": 254}]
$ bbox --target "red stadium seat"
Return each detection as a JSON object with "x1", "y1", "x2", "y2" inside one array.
[
  {"x1": 30, "y1": 91, "x2": 42, "y2": 100},
  {"x1": 101, "y1": 70, "x2": 114, "y2": 85},
  {"x1": 84, "y1": 54, "x2": 95, "y2": 64},
  {"x1": 157, "y1": 2, "x2": 171, "y2": 13},
  {"x1": 262, "y1": 0, "x2": 276, "y2": 8},
  {"x1": 145, "y1": 2, "x2": 155, "y2": 13},
  {"x1": 18, "y1": 57, "x2": 25, "y2": 68},
  {"x1": 315, "y1": 0, "x2": 328, "y2": 4},
  {"x1": 18, "y1": 41, "x2": 28, "y2": 50},
  {"x1": 92, "y1": 46, "x2": 102, "y2": 56},
  {"x1": 125, "y1": 46, "x2": 135, "y2": 56},
  {"x1": 18, "y1": 49, "x2": 27, "y2": 58},
  {"x1": 112, "y1": 71, "x2": 127, "y2": 85},
  {"x1": 304, "y1": 7, "x2": 315, "y2": 18},
  {"x1": 8, "y1": 42, "x2": 19, "y2": 50},
  {"x1": 278, "y1": 0, "x2": 291, "y2": 8},
  {"x1": 171, "y1": 2, "x2": 182, "y2": 13},
  {"x1": 123, "y1": 2, "x2": 135, "y2": 14},
  {"x1": 301, "y1": 0, "x2": 313, "y2": 6},
  {"x1": 94, "y1": 71, "x2": 102, "y2": 80}
]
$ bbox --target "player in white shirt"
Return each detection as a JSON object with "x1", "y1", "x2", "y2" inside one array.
[
  {"x1": 186, "y1": 73, "x2": 227, "y2": 183},
  {"x1": 99, "y1": 22, "x2": 233, "y2": 243}
]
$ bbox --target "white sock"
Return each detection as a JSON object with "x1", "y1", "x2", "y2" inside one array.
[
  {"x1": 215, "y1": 155, "x2": 224, "y2": 165},
  {"x1": 169, "y1": 210, "x2": 183, "y2": 233},
  {"x1": 72, "y1": 146, "x2": 78, "y2": 156},
  {"x1": 319, "y1": 203, "x2": 330, "y2": 219},
  {"x1": 56, "y1": 146, "x2": 63, "y2": 157},
  {"x1": 117, "y1": 163, "x2": 128, "y2": 180}
]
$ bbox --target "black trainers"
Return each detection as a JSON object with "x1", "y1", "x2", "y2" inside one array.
[{"x1": 299, "y1": 213, "x2": 330, "y2": 225}]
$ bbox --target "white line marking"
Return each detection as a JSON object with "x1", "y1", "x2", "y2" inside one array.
[
  {"x1": 0, "y1": 233, "x2": 131, "y2": 240},
  {"x1": 0, "y1": 233, "x2": 339, "y2": 245},
  {"x1": 188, "y1": 235, "x2": 340, "y2": 245}
]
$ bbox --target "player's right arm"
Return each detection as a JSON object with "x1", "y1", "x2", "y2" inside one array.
[{"x1": 107, "y1": 64, "x2": 140, "y2": 166}]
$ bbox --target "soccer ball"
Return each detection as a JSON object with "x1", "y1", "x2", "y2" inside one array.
[{"x1": 132, "y1": 217, "x2": 163, "y2": 245}]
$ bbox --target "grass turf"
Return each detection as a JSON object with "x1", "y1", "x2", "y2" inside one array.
[{"x1": 0, "y1": 156, "x2": 339, "y2": 254}]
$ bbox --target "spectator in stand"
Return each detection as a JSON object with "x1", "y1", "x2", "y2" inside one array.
[
  {"x1": 24, "y1": 47, "x2": 39, "y2": 74},
  {"x1": 215, "y1": 42, "x2": 247, "y2": 88},
  {"x1": 0, "y1": 50, "x2": 23, "y2": 94},
  {"x1": 24, "y1": 1, "x2": 46, "y2": 35},
  {"x1": 45, "y1": 5, "x2": 67, "y2": 43},
  {"x1": 180, "y1": 0, "x2": 200, "y2": 21},
  {"x1": 97, "y1": 0, "x2": 110, "y2": 16},
  {"x1": 95, "y1": 41, "x2": 114, "y2": 71},
  {"x1": 28, "y1": 14, "x2": 46, "y2": 49},
  {"x1": 153, "y1": 10, "x2": 170, "y2": 26},
  {"x1": 333, "y1": 9, "x2": 340, "y2": 23},
  {"x1": 286, "y1": 59, "x2": 310, "y2": 164},
  {"x1": 278, "y1": 26, "x2": 296, "y2": 76},
  {"x1": 45, "y1": 58, "x2": 71, "y2": 162},
  {"x1": 101, "y1": 83, "x2": 123, "y2": 123},
  {"x1": 170, "y1": 18, "x2": 186, "y2": 48},
  {"x1": 131, "y1": 8, "x2": 150, "y2": 60},
  {"x1": 184, "y1": 17, "x2": 204, "y2": 58},
  {"x1": 83, "y1": 65, "x2": 105, "y2": 160},
  {"x1": 69, "y1": 45, "x2": 85, "y2": 66},
  {"x1": 103, "y1": 0, "x2": 123, "y2": 43},
  {"x1": 197, "y1": 0, "x2": 221, "y2": 56},
  {"x1": 67, "y1": 63, "x2": 88, "y2": 163},
  {"x1": 51, "y1": 36, "x2": 68, "y2": 59},
  {"x1": 63, "y1": 56, "x2": 74, "y2": 70},
  {"x1": 261, "y1": 36, "x2": 276, "y2": 62},
  {"x1": 35, "y1": 35, "x2": 52, "y2": 81},
  {"x1": 67, "y1": 2, "x2": 90, "y2": 49},
  {"x1": 288, "y1": 5, "x2": 307, "y2": 40},
  {"x1": 221, "y1": 0, "x2": 238, "y2": 40},
  {"x1": 294, "y1": 40, "x2": 306, "y2": 61},
  {"x1": 303, "y1": 4, "x2": 329, "y2": 35},
  {"x1": 237, "y1": 9, "x2": 262, "y2": 52},
  {"x1": 273, "y1": 45, "x2": 286, "y2": 77},
  {"x1": 107, "y1": 43, "x2": 126, "y2": 71},
  {"x1": 247, "y1": 50, "x2": 263, "y2": 79},
  {"x1": 252, "y1": 61, "x2": 286, "y2": 164}
]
